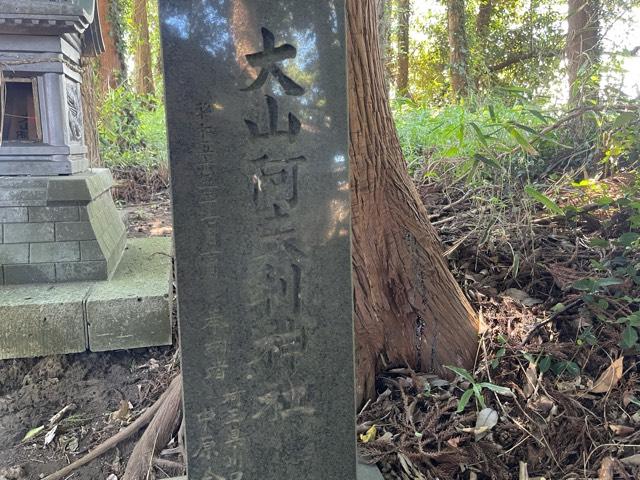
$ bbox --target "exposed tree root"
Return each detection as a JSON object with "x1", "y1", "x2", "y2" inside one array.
[
  {"x1": 42, "y1": 375, "x2": 181, "y2": 480},
  {"x1": 123, "y1": 375, "x2": 183, "y2": 480}
]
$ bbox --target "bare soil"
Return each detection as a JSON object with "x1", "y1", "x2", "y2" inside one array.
[{"x1": 0, "y1": 348, "x2": 177, "y2": 479}]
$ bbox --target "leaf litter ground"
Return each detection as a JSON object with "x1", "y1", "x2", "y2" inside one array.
[{"x1": 359, "y1": 173, "x2": 640, "y2": 479}]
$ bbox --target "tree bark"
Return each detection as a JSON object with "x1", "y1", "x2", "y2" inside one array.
[
  {"x1": 447, "y1": 0, "x2": 470, "y2": 98},
  {"x1": 376, "y1": 0, "x2": 393, "y2": 91},
  {"x1": 133, "y1": 0, "x2": 155, "y2": 96},
  {"x1": 566, "y1": 0, "x2": 600, "y2": 106},
  {"x1": 346, "y1": 0, "x2": 478, "y2": 405},
  {"x1": 396, "y1": 0, "x2": 410, "y2": 96},
  {"x1": 80, "y1": 58, "x2": 101, "y2": 167},
  {"x1": 376, "y1": 0, "x2": 388, "y2": 58},
  {"x1": 97, "y1": 0, "x2": 125, "y2": 91},
  {"x1": 476, "y1": 0, "x2": 494, "y2": 41}
]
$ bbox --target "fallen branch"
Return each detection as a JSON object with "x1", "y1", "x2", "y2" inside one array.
[{"x1": 42, "y1": 375, "x2": 181, "y2": 480}]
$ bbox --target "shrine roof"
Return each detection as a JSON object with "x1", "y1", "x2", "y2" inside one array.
[{"x1": 0, "y1": 0, "x2": 104, "y2": 56}]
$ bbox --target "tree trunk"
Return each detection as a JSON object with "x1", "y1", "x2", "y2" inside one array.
[
  {"x1": 97, "y1": 0, "x2": 125, "y2": 91},
  {"x1": 346, "y1": 0, "x2": 478, "y2": 406},
  {"x1": 133, "y1": 0, "x2": 155, "y2": 96},
  {"x1": 81, "y1": 58, "x2": 101, "y2": 167},
  {"x1": 476, "y1": 0, "x2": 494, "y2": 41},
  {"x1": 447, "y1": 0, "x2": 470, "y2": 98},
  {"x1": 396, "y1": 0, "x2": 410, "y2": 97},
  {"x1": 376, "y1": 0, "x2": 388, "y2": 58},
  {"x1": 566, "y1": 0, "x2": 600, "y2": 106},
  {"x1": 376, "y1": 0, "x2": 393, "y2": 90}
]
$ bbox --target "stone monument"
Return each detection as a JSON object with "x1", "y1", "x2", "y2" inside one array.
[
  {"x1": 0, "y1": 1, "x2": 172, "y2": 359},
  {"x1": 160, "y1": 0, "x2": 362, "y2": 478}
]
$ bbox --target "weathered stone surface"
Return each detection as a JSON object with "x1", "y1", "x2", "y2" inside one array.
[
  {"x1": 29, "y1": 206, "x2": 80, "y2": 222},
  {"x1": 0, "y1": 243, "x2": 29, "y2": 264},
  {"x1": 30, "y1": 241, "x2": 80, "y2": 263},
  {"x1": 160, "y1": 2, "x2": 354, "y2": 478},
  {"x1": 0, "y1": 207, "x2": 28, "y2": 223},
  {"x1": 86, "y1": 237, "x2": 172, "y2": 352},
  {"x1": 55, "y1": 221, "x2": 96, "y2": 241},
  {"x1": 80, "y1": 240, "x2": 103, "y2": 261},
  {"x1": 47, "y1": 169, "x2": 114, "y2": 203},
  {"x1": 0, "y1": 178, "x2": 48, "y2": 207},
  {"x1": 56, "y1": 260, "x2": 106, "y2": 282},
  {"x1": 357, "y1": 462, "x2": 385, "y2": 480},
  {"x1": 0, "y1": 171, "x2": 126, "y2": 284},
  {"x1": 166, "y1": 461, "x2": 384, "y2": 480},
  {"x1": 4, "y1": 222, "x2": 54, "y2": 243},
  {"x1": 3, "y1": 263, "x2": 56, "y2": 284},
  {"x1": 0, "y1": 282, "x2": 89, "y2": 359}
]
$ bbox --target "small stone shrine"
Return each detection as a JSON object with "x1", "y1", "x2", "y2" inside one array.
[
  {"x1": 0, "y1": 0, "x2": 125, "y2": 284},
  {"x1": 0, "y1": 1, "x2": 172, "y2": 360}
]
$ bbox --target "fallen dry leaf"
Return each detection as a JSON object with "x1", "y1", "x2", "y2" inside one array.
[
  {"x1": 111, "y1": 400, "x2": 132, "y2": 422},
  {"x1": 523, "y1": 363, "x2": 538, "y2": 398},
  {"x1": 622, "y1": 390, "x2": 639, "y2": 407},
  {"x1": 359, "y1": 425, "x2": 377, "y2": 443},
  {"x1": 609, "y1": 424, "x2": 635, "y2": 436},
  {"x1": 503, "y1": 288, "x2": 543, "y2": 306},
  {"x1": 620, "y1": 454, "x2": 640, "y2": 466},
  {"x1": 591, "y1": 357, "x2": 624, "y2": 394},
  {"x1": 375, "y1": 431, "x2": 393, "y2": 443},
  {"x1": 598, "y1": 457, "x2": 615, "y2": 480},
  {"x1": 43, "y1": 424, "x2": 57, "y2": 446},
  {"x1": 447, "y1": 436, "x2": 462, "y2": 448},
  {"x1": 461, "y1": 408, "x2": 499, "y2": 441},
  {"x1": 528, "y1": 395, "x2": 555, "y2": 413}
]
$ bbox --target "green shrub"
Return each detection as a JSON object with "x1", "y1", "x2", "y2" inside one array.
[
  {"x1": 393, "y1": 92, "x2": 554, "y2": 180},
  {"x1": 98, "y1": 85, "x2": 167, "y2": 169}
]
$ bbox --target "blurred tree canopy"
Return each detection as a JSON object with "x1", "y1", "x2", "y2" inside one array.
[{"x1": 383, "y1": 0, "x2": 640, "y2": 104}]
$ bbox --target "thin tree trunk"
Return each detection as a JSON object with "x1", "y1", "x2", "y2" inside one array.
[
  {"x1": 133, "y1": 0, "x2": 155, "y2": 96},
  {"x1": 376, "y1": 0, "x2": 388, "y2": 57},
  {"x1": 567, "y1": 0, "x2": 600, "y2": 107},
  {"x1": 377, "y1": 0, "x2": 393, "y2": 91},
  {"x1": 80, "y1": 58, "x2": 101, "y2": 167},
  {"x1": 97, "y1": 0, "x2": 125, "y2": 91},
  {"x1": 476, "y1": 0, "x2": 494, "y2": 42},
  {"x1": 396, "y1": 0, "x2": 410, "y2": 96},
  {"x1": 447, "y1": 0, "x2": 470, "y2": 98},
  {"x1": 346, "y1": 0, "x2": 478, "y2": 405}
]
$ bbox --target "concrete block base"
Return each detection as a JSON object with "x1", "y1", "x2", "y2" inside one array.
[{"x1": 0, "y1": 237, "x2": 172, "y2": 360}]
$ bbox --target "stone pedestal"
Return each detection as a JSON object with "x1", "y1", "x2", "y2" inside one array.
[
  {"x1": 0, "y1": 237, "x2": 173, "y2": 359},
  {"x1": 0, "y1": 168, "x2": 126, "y2": 285}
]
